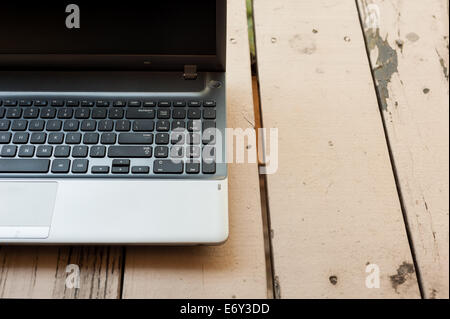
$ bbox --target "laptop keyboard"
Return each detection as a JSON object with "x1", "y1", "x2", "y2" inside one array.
[{"x1": 0, "y1": 98, "x2": 219, "y2": 177}]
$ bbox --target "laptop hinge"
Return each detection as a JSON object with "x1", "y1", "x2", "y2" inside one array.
[{"x1": 183, "y1": 65, "x2": 198, "y2": 80}]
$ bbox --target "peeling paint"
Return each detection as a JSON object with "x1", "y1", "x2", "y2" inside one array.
[
  {"x1": 365, "y1": 29, "x2": 399, "y2": 110},
  {"x1": 390, "y1": 262, "x2": 415, "y2": 292},
  {"x1": 435, "y1": 49, "x2": 449, "y2": 81}
]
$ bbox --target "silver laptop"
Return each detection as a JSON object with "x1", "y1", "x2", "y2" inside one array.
[{"x1": 0, "y1": 1, "x2": 228, "y2": 244}]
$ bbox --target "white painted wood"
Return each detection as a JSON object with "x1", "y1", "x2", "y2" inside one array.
[
  {"x1": 358, "y1": 0, "x2": 449, "y2": 299},
  {"x1": 253, "y1": 0, "x2": 421, "y2": 298}
]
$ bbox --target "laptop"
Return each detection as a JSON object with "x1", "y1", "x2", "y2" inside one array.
[{"x1": 0, "y1": 1, "x2": 228, "y2": 244}]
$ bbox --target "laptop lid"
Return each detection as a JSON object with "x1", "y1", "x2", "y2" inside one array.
[{"x1": 0, "y1": 0, "x2": 226, "y2": 72}]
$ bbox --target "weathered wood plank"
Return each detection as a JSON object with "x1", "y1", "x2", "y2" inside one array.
[
  {"x1": 121, "y1": 0, "x2": 267, "y2": 299},
  {"x1": 0, "y1": 246, "x2": 123, "y2": 298},
  {"x1": 358, "y1": 0, "x2": 449, "y2": 299},
  {"x1": 253, "y1": 0, "x2": 421, "y2": 298}
]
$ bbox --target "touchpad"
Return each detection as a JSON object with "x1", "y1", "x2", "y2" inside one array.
[{"x1": 0, "y1": 182, "x2": 58, "y2": 239}]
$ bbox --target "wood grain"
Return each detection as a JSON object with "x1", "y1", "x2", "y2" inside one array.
[
  {"x1": 0, "y1": 246, "x2": 122, "y2": 298},
  {"x1": 358, "y1": 0, "x2": 449, "y2": 299},
  {"x1": 253, "y1": 0, "x2": 421, "y2": 298},
  {"x1": 121, "y1": 0, "x2": 268, "y2": 299}
]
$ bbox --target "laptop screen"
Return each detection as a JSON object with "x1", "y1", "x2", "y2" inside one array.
[{"x1": 0, "y1": 1, "x2": 216, "y2": 56}]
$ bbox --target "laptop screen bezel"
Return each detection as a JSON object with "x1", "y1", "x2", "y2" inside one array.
[{"x1": 0, "y1": 0, "x2": 226, "y2": 72}]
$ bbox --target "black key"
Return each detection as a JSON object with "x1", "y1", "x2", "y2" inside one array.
[
  {"x1": 67, "y1": 100, "x2": 79, "y2": 107},
  {"x1": 203, "y1": 146, "x2": 216, "y2": 161},
  {"x1": 172, "y1": 109, "x2": 186, "y2": 119},
  {"x1": 101, "y1": 133, "x2": 117, "y2": 144},
  {"x1": 156, "y1": 120, "x2": 170, "y2": 131},
  {"x1": 170, "y1": 146, "x2": 184, "y2": 158},
  {"x1": 48, "y1": 133, "x2": 64, "y2": 145},
  {"x1": 19, "y1": 100, "x2": 32, "y2": 106},
  {"x1": 4, "y1": 100, "x2": 17, "y2": 106},
  {"x1": 92, "y1": 166, "x2": 110, "y2": 174},
  {"x1": 131, "y1": 166, "x2": 150, "y2": 174},
  {"x1": 72, "y1": 159, "x2": 89, "y2": 173},
  {"x1": 96, "y1": 100, "x2": 109, "y2": 107},
  {"x1": 98, "y1": 120, "x2": 114, "y2": 132},
  {"x1": 109, "y1": 108, "x2": 124, "y2": 119},
  {"x1": 75, "y1": 108, "x2": 90, "y2": 119},
  {"x1": 108, "y1": 146, "x2": 152, "y2": 158},
  {"x1": 112, "y1": 159, "x2": 130, "y2": 166},
  {"x1": 126, "y1": 108, "x2": 155, "y2": 119},
  {"x1": 0, "y1": 120, "x2": 10, "y2": 131},
  {"x1": 188, "y1": 101, "x2": 201, "y2": 107},
  {"x1": 174, "y1": 101, "x2": 186, "y2": 107},
  {"x1": 51, "y1": 100, "x2": 64, "y2": 106},
  {"x1": 51, "y1": 159, "x2": 70, "y2": 173},
  {"x1": 83, "y1": 132, "x2": 99, "y2": 144},
  {"x1": 186, "y1": 161, "x2": 200, "y2": 174},
  {"x1": 158, "y1": 101, "x2": 171, "y2": 107},
  {"x1": 118, "y1": 133, "x2": 153, "y2": 144},
  {"x1": 81, "y1": 120, "x2": 96, "y2": 131},
  {"x1": 47, "y1": 120, "x2": 62, "y2": 131},
  {"x1": 72, "y1": 146, "x2": 88, "y2": 158},
  {"x1": 153, "y1": 159, "x2": 184, "y2": 174},
  {"x1": 133, "y1": 120, "x2": 154, "y2": 132},
  {"x1": 41, "y1": 107, "x2": 56, "y2": 119},
  {"x1": 29, "y1": 120, "x2": 45, "y2": 131},
  {"x1": 172, "y1": 120, "x2": 185, "y2": 130},
  {"x1": 112, "y1": 166, "x2": 129, "y2": 174},
  {"x1": 23, "y1": 108, "x2": 39, "y2": 119},
  {"x1": 115, "y1": 120, "x2": 131, "y2": 131},
  {"x1": 81, "y1": 100, "x2": 95, "y2": 107},
  {"x1": 202, "y1": 121, "x2": 216, "y2": 144},
  {"x1": 48, "y1": 133, "x2": 64, "y2": 144},
  {"x1": 34, "y1": 100, "x2": 48, "y2": 107},
  {"x1": 54, "y1": 145, "x2": 71, "y2": 158},
  {"x1": 157, "y1": 108, "x2": 170, "y2": 119},
  {"x1": 187, "y1": 146, "x2": 201, "y2": 158},
  {"x1": 155, "y1": 133, "x2": 169, "y2": 144},
  {"x1": 202, "y1": 161, "x2": 216, "y2": 174},
  {"x1": 92, "y1": 108, "x2": 107, "y2": 119},
  {"x1": 204, "y1": 100, "x2": 216, "y2": 107},
  {"x1": 154, "y1": 146, "x2": 169, "y2": 158},
  {"x1": 1, "y1": 145, "x2": 17, "y2": 157},
  {"x1": 188, "y1": 109, "x2": 201, "y2": 119},
  {"x1": 66, "y1": 133, "x2": 82, "y2": 144},
  {"x1": 30, "y1": 133, "x2": 46, "y2": 144},
  {"x1": 203, "y1": 109, "x2": 216, "y2": 119},
  {"x1": 128, "y1": 101, "x2": 141, "y2": 107},
  {"x1": 187, "y1": 120, "x2": 202, "y2": 132},
  {"x1": 63, "y1": 120, "x2": 80, "y2": 132},
  {"x1": 0, "y1": 108, "x2": 4, "y2": 119},
  {"x1": 0, "y1": 159, "x2": 50, "y2": 173},
  {"x1": 170, "y1": 132, "x2": 185, "y2": 144},
  {"x1": 143, "y1": 101, "x2": 156, "y2": 107},
  {"x1": 6, "y1": 108, "x2": 22, "y2": 119},
  {"x1": 18, "y1": 145, "x2": 35, "y2": 158},
  {"x1": 113, "y1": 101, "x2": 126, "y2": 107},
  {"x1": 12, "y1": 132, "x2": 29, "y2": 144},
  {"x1": 0, "y1": 132, "x2": 12, "y2": 144},
  {"x1": 11, "y1": 120, "x2": 28, "y2": 131},
  {"x1": 36, "y1": 145, "x2": 53, "y2": 157},
  {"x1": 90, "y1": 145, "x2": 106, "y2": 158},
  {"x1": 57, "y1": 108, "x2": 73, "y2": 119}
]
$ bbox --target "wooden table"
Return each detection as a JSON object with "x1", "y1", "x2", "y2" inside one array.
[{"x1": 1, "y1": 0, "x2": 448, "y2": 299}]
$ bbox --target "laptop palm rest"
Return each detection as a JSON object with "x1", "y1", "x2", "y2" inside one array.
[{"x1": 0, "y1": 182, "x2": 58, "y2": 239}]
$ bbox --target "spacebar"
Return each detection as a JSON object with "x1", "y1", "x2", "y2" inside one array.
[{"x1": 0, "y1": 159, "x2": 50, "y2": 173}]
